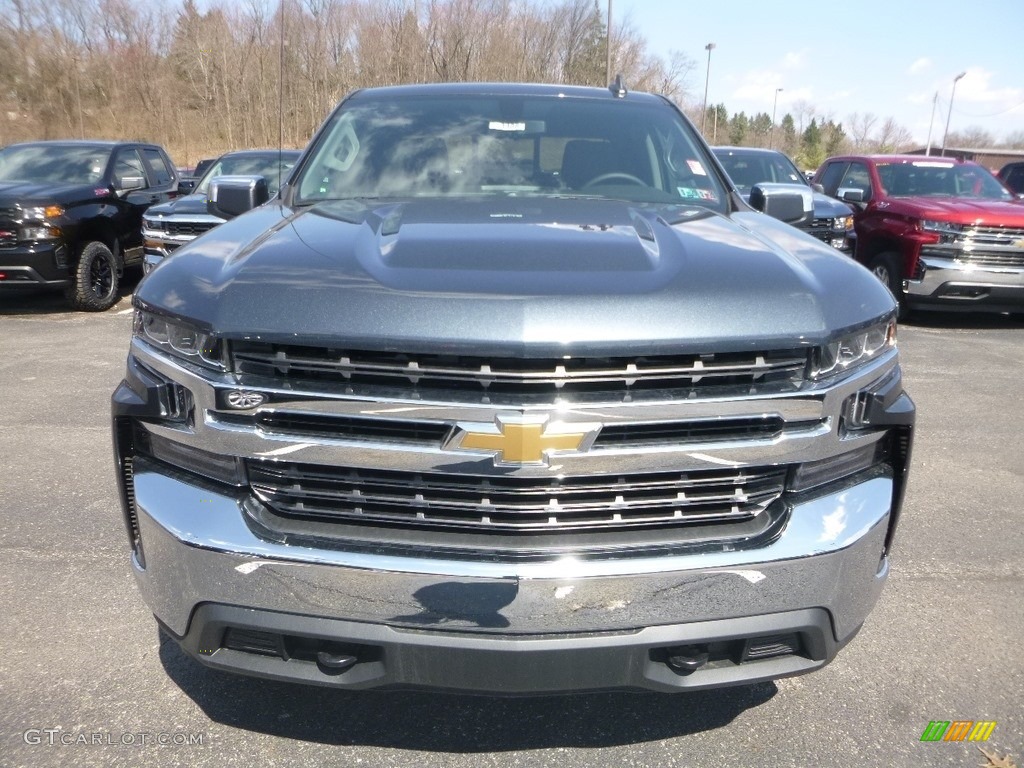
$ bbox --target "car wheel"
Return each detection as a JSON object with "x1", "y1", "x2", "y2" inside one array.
[
  {"x1": 67, "y1": 241, "x2": 120, "y2": 311},
  {"x1": 868, "y1": 251, "x2": 908, "y2": 319}
]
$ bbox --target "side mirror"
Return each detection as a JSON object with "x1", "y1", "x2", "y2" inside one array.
[
  {"x1": 811, "y1": 183, "x2": 825, "y2": 194},
  {"x1": 177, "y1": 178, "x2": 197, "y2": 195},
  {"x1": 749, "y1": 183, "x2": 813, "y2": 227},
  {"x1": 118, "y1": 176, "x2": 146, "y2": 195},
  {"x1": 207, "y1": 175, "x2": 270, "y2": 219},
  {"x1": 839, "y1": 188, "x2": 865, "y2": 203}
]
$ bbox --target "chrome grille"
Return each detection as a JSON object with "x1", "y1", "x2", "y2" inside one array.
[
  {"x1": 231, "y1": 344, "x2": 809, "y2": 397},
  {"x1": 0, "y1": 227, "x2": 16, "y2": 248},
  {"x1": 164, "y1": 220, "x2": 218, "y2": 237},
  {"x1": 804, "y1": 218, "x2": 832, "y2": 242},
  {"x1": 247, "y1": 460, "x2": 787, "y2": 532},
  {"x1": 960, "y1": 225, "x2": 1024, "y2": 245},
  {"x1": 949, "y1": 225, "x2": 1024, "y2": 268}
]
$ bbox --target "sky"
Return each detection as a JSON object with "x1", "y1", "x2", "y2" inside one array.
[{"x1": 614, "y1": 0, "x2": 1024, "y2": 145}]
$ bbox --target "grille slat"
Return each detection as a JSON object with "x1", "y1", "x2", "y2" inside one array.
[
  {"x1": 231, "y1": 344, "x2": 809, "y2": 397},
  {"x1": 248, "y1": 460, "x2": 787, "y2": 532}
]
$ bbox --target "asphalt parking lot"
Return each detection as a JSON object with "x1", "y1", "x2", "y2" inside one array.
[{"x1": 1, "y1": 282, "x2": 1021, "y2": 768}]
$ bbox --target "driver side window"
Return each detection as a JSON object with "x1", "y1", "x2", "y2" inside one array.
[
  {"x1": 112, "y1": 149, "x2": 148, "y2": 189},
  {"x1": 838, "y1": 162, "x2": 872, "y2": 201}
]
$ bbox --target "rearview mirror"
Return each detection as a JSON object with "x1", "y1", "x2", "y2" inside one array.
[
  {"x1": 118, "y1": 176, "x2": 146, "y2": 194},
  {"x1": 207, "y1": 175, "x2": 270, "y2": 219},
  {"x1": 749, "y1": 183, "x2": 813, "y2": 227}
]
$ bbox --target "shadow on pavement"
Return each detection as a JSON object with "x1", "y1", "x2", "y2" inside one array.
[
  {"x1": 159, "y1": 640, "x2": 778, "y2": 750},
  {"x1": 0, "y1": 272, "x2": 141, "y2": 316}
]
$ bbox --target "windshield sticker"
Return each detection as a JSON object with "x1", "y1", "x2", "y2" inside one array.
[
  {"x1": 677, "y1": 187, "x2": 717, "y2": 201},
  {"x1": 913, "y1": 161, "x2": 954, "y2": 168},
  {"x1": 686, "y1": 159, "x2": 707, "y2": 176}
]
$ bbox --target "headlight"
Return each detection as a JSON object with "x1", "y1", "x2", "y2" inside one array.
[
  {"x1": 143, "y1": 217, "x2": 163, "y2": 231},
  {"x1": 920, "y1": 219, "x2": 962, "y2": 234},
  {"x1": 133, "y1": 308, "x2": 225, "y2": 370},
  {"x1": 25, "y1": 204, "x2": 65, "y2": 220},
  {"x1": 19, "y1": 225, "x2": 61, "y2": 241},
  {"x1": 831, "y1": 216, "x2": 853, "y2": 231},
  {"x1": 810, "y1": 318, "x2": 896, "y2": 380},
  {"x1": 19, "y1": 204, "x2": 64, "y2": 240}
]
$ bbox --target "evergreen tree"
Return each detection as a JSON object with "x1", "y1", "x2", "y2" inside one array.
[{"x1": 728, "y1": 112, "x2": 748, "y2": 145}]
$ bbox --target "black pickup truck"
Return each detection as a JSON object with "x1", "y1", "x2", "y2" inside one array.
[{"x1": 0, "y1": 140, "x2": 179, "y2": 310}]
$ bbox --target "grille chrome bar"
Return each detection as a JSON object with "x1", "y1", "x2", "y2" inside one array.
[
  {"x1": 231, "y1": 343, "x2": 809, "y2": 395},
  {"x1": 248, "y1": 460, "x2": 787, "y2": 532},
  {"x1": 214, "y1": 410, "x2": 808, "y2": 448}
]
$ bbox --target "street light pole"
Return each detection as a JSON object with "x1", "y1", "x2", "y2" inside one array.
[
  {"x1": 701, "y1": 43, "x2": 715, "y2": 136},
  {"x1": 770, "y1": 87, "x2": 783, "y2": 149},
  {"x1": 941, "y1": 71, "x2": 966, "y2": 157}
]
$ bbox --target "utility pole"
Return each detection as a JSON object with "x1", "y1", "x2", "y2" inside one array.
[
  {"x1": 605, "y1": 0, "x2": 612, "y2": 86},
  {"x1": 941, "y1": 71, "x2": 966, "y2": 157},
  {"x1": 701, "y1": 43, "x2": 715, "y2": 135},
  {"x1": 924, "y1": 92, "x2": 938, "y2": 156},
  {"x1": 770, "y1": 87, "x2": 783, "y2": 149}
]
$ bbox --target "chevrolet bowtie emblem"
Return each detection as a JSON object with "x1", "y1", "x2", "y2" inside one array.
[{"x1": 448, "y1": 417, "x2": 601, "y2": 466}]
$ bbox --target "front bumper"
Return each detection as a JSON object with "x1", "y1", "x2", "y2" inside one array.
[
  {"x1": 0, "y1": 242, "x2": 70, "y2": 287},
  {"x1": 132, "y1": 464, "x2": 893, "y2": 693},
  {"x1": 905, "y1": 254, "x2": 1024, "y2": 311}
]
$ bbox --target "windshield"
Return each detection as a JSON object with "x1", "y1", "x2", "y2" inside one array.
[
  {"x1": 713, "y1": 149, "x2": 808, "y2": 193},
  {"x1": 877, "y1": 161, "x2": 1012, "y2": 200},
  {"x1": 196, "y1": 153, "x2": 299, "y2": 196},
  {"x1": 294, "y1": 94, "x2": 726, "y2": 211},
  {"x1": 0, "y1": 144, "x2": 112, "y2": 185}
]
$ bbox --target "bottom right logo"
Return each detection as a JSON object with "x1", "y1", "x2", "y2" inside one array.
[{"x1": 920, "y1": 720, "x2": 997, "y2": 742}]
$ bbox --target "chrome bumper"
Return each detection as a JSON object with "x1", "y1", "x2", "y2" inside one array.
[
  {"x1": 906, "y1": 254, "x2": 1024, "y2": 307},
  {"x1": 132, "y1": 465, "x2": 892, "y2": 691}
]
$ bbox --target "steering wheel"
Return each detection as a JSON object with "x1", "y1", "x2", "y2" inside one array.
[{"x1": 582, "y1": 172, "x2": 647, "y2": 188}]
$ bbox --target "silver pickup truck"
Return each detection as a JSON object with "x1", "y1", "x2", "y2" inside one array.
[{"x1": 112, "y1": 81, "x2": 914, "y2": 695}]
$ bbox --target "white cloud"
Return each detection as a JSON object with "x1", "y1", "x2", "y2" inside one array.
[
  {"x1": 954, "y1": 67, "x2": 1023, "y2": 106},
  {"x1": 782, "y1": 51, "x2": 805, "y2": 70},
  {"x1": 729, "y1": 69, "x2": 780, "y2": 101},
  {"x1": 908, "y1": 57, "x2": 931, "y2": 75}
]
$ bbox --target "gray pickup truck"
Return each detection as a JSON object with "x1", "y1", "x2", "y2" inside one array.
[{"x1": 112, "y1": 82, "x2": 914, "y2": 695}]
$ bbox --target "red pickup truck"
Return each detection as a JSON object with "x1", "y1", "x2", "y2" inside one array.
[{"x1": 813, "y1": 155, "x2": 1024, "y2": 315}]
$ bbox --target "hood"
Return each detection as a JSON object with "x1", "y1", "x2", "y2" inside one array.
[
  {"x1": 145, "y1": 192, "x2": 211, "y2": 218},
  {"x1": 137, "y1": 197, "x2": 895, "y2": 355},
  {"x1": 810, "y1": 191, "x2": 853, "y2": 219},
  {"x1": 0, "y1": 181, "x2": 112, "y2": 209},
  {"x1": 889, "y1": 196, "x2": 1024, "y2": 225}
]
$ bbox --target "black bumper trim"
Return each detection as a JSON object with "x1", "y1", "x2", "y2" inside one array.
[{"x1": 163, "y1": 603, "x2": 847, "y2": 695}]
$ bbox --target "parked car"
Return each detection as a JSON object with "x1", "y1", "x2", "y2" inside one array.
[
  {"x1": 114, "y1": 82, "x2": 914, "y2": 695},
  {"x1": 814, "y1": 154, "x2": 1024, "y2": 315},
  {"x1": 0, "y1": 140, "x2": 179, "y2": 310},
  {"x1": 713, "y1": 146, "x2": 854, "y2": 250},
  {"x1": 997, "y1": 161, "x2": 1024, "y2": 195},
  {"x1": 176, "y1": 157, "x2": 218, "y2": 195},
  {"x1": 142, "y1": 149, "x2": 301, "y2": 272}
]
